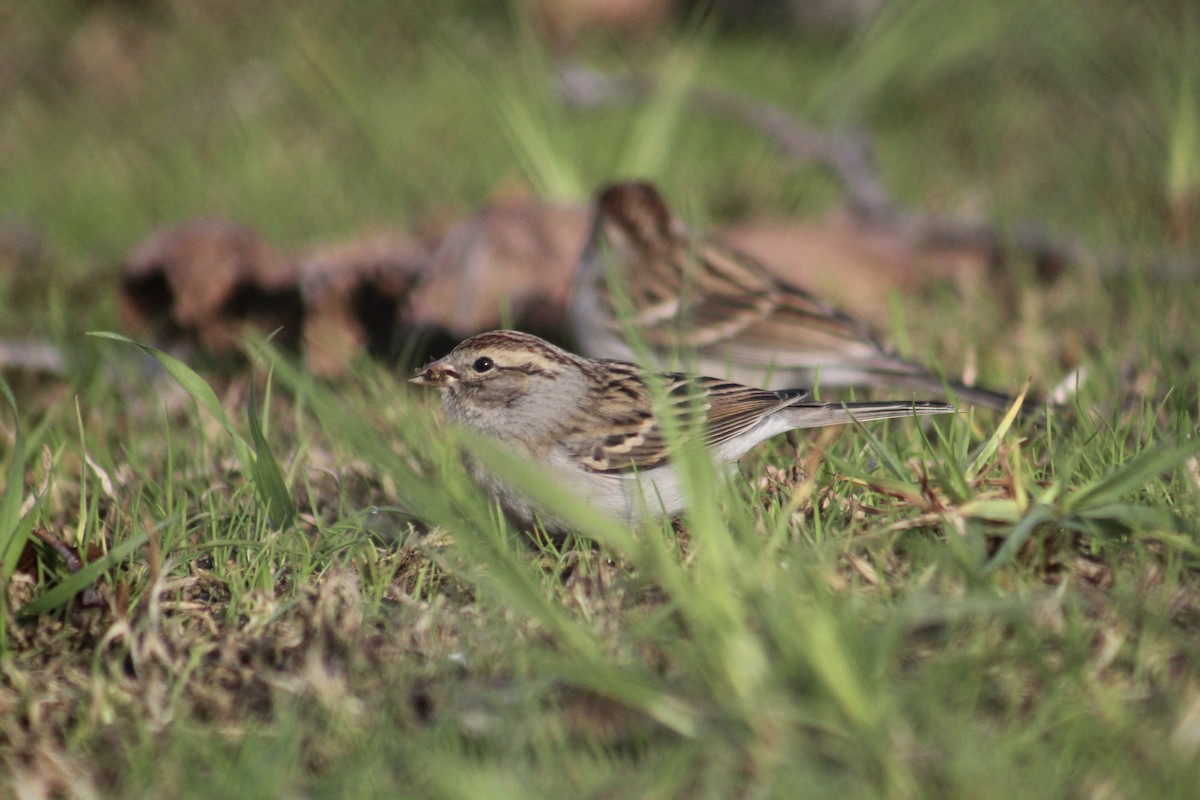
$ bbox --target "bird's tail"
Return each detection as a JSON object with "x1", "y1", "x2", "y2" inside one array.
[
  {"x1": 786, "y1": 400, "x2": 956, "y2": 429},
  {"x1": 871, "y1": 369, "x2": 1062, "y2": 417}
]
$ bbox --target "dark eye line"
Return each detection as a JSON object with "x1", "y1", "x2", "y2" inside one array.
[{"x1": 468, "y1": 358, "x2": 549, "y2": 377}]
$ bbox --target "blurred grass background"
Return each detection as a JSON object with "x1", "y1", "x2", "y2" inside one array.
[
  {"x1": 3, "y1": 1, "x2": 1200, "y2": 798},
  {"x1": 3, "y1": 0, "x2": 1196, "y2": 274}
]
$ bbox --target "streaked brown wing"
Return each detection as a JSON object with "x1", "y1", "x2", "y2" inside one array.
[
  {"x1": 697, "y1": 377, "x2": 804, "y2": 448},
  {"x1": 626, "y1": 240, "x2": 779, "y2": 347},
  {"x1": 706, "y1": 284, "x2": 897, "y2": 363},
  {"x1": 559, "y1": 364, "x2": 693, "y2": 474},
  {"x1": 560, "y1": 366, "x2": 800, "y2": 474},
  {"x1": 617, "y1": 237, "x2": 894, "y2": 368}
]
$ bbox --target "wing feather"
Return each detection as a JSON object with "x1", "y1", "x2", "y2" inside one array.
[
  {"x1": 559, "y1": 363, "x2": 803, "y2": 474},
  {"x1": 609, "y1": 236, "x2": 899, "y2": 369}
]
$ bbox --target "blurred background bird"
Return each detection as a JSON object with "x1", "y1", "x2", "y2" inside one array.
[{"x1": 572, "y1": 181, "x2": 1044, "y2": 413}]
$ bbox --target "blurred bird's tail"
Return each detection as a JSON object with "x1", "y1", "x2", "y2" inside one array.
[{"x1": 785, "y1": 400, "x2": 956, "y2": 429}]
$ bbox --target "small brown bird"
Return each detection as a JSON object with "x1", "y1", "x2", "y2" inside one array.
[
  {"x1": 572, "y1": 181, "x2": 1038, "y2": 412},
  {"x1": 413, "y1": 330, "x2": 953, "y2": 532}
]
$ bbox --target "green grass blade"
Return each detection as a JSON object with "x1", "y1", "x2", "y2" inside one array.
[
  {"x1": 0, "y1": 375, "x2": 30, "y2": 577},
  {"x1": 965, "y1": 383, "x2": 1027, "y2": 480},
  {"x1": 18, "y1": 530, "x2": 150, "y2": 617},
  {"x1": 1063, "y1": 439, "x2": 1200, "y2": 515},
  {"x1": 87, "y1": 332, "x2": 254, "y2": 467},
  {"x1": 247, "y1": 379, "x2": 296, "y2": 529},
  {"x1": 802, "y1": 613, "x2": 879, "y2": 730},
  {"x1": 544, "y1": 656, "x2": 702, "y2": 738},
  {"x1": 845, "y1": 413, "x2": 913, "y2": 484},
  {"x1": 958, "y1": 498, "x2": 1023, "y2": 523},
  {"x1": 90, "y1": 331, "x2": 299, "y2": 528},
  {"x1": 620, "y1": 41, "x2": 705, "y2": 178},
  {"x1": 982, "y1": 503, "x2": 1056, "y2": 574}
]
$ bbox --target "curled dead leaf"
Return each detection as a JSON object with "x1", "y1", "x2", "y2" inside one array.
[
  {"x1": 405, "y1": 197, "x2": 589, "y2": 339},
  {"x1": 119, "y1": 221, "x2": 435, "y2": 377},
  {"x1": 298, "y1": 231, "x2": 431, "y2": 377},
  {"x1": 119, "y1": 219, "x2": 302, "y2": 354}
]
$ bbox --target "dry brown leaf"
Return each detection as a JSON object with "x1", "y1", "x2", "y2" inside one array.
[
  {"x1": 405, "y1": 197, "x2": 589, "y2": 338},
  {"x1": 716, "y1": 212, "x2": 991, "y2": 329},
  {"x1": 118, "y1": 221, "x2": 434, "y2": 377},
  {"x1": 119, "y1": 219, "x2": 303, "y2": 354},
  {"x1": 298, "y1": 231, "x2": 431, "y2": 377}
]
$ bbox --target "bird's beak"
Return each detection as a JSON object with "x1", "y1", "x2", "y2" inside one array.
[{"x1": 411, "y1": 360, "x2": 458, "y2": 386}]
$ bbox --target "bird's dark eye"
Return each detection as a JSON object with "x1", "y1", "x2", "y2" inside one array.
[{"x1": 472, "y1": 356, "x2": 494, "y2": 373}]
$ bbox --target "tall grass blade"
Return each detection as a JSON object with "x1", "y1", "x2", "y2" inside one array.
[
  {"x1": 247, "y1": 379, "x2": 296, "y2": 529},
  {"x1": 620, "y1": 41, "x2": 706, "y2": 178},
  {"x1": 88, "y1": 332, "x2": 295, "y2": 528},
  {"x1": 0, "y1": 375, "x2": 30, "y2": 578},
  {"x1": 88, "y1": 332, "x2": 252, "y2": 464},
  {"x1": 1166, "y1": 33, "x2": 1199, "y2": 214},
  {"x1": 965, "y1": 383, "x2": 1028, "y2": 480}
]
